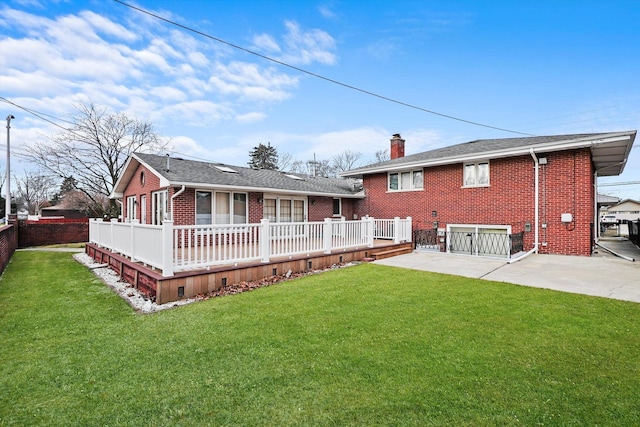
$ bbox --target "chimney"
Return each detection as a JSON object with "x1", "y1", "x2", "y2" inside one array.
[{"x1": 390, "y1": 134, "x2": 405, "y2": 159}]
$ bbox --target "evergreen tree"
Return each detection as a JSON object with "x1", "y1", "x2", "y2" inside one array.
[{"x1": 248, "y1": 142, "x2": 278, "y2": 170}]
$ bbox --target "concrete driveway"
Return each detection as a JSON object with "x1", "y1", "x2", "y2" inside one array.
[{"x1": 373, "y1": 245, "x2": 640, "y2": 303}]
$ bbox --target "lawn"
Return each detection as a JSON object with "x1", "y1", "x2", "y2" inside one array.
[{"x1": 1, "y1": 251, "x2": 639, "y2": 426}]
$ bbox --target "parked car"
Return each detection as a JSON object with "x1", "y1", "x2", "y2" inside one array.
[{"x1": 600, "y1": 214, "x2": 619, "y2": 225}]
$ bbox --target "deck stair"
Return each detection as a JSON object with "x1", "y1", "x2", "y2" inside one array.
[{"x1": 370, "y1": 242, "x2": 414, "y2": 260}]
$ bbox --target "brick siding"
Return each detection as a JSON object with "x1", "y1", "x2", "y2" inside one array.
[
  {"x1": 0, "y1": 223, "x2": 18, "y2": 275},
  {"x1": 355, "y1": 148, "x2": 594, "y2": 256},
  {"x1": 17, "y1": 219, "x2": 89, "y2": 247}
]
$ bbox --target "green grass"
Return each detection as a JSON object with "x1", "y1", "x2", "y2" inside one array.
[{"x1": 1, "y1": 251, "x2": 639, "y2": 426}]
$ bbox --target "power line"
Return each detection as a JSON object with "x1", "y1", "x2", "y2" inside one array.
[
  {"x1": 599, "y1": 181, "x2": 640, "y2": 187},
  {"x1": 0, "y1": 97, "x2": 75, "y2": 133},
  {"x1": 113, "y1": 0, "x2": 535, "y2": 137},
  {"x1": 0, "y1": 97, "x2": 130, "y2": 155}
]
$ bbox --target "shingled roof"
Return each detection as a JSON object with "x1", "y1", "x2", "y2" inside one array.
[
  {"x1": 341, "y1": 131, "x2": 636, "y2": 178},
  {"x1": 111, "y1": 153, "x2": 364, "y2": 199}
]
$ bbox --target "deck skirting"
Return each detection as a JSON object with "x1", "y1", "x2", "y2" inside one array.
[{"x1": 86, "y1": 242, "x2": 413, "y2": 304}]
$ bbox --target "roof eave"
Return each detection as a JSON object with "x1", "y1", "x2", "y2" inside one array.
[
  {"x1": 134, "y1": 180, "x2": 366, "y2": 199},
  {"x1": 341, "y1": 132, "x2": 636, "y2": 177}
]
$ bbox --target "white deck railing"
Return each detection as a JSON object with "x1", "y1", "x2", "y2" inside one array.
[{"x1": 89, "y1": 216, "x2": 412, "y2": 276}]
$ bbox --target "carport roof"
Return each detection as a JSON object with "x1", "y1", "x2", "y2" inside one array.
[{"x1": 341, "y1": 131, "x2": 636, "y2": 178}]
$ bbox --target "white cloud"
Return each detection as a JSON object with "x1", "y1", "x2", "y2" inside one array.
[
  {"x1": 282, "y1": 20, "x2": 337, "y2": 65},
  {"x1": 236, "y1": 112, "x2": 267, "y2": 123},
  {"x1": 318, "y1": 5, "x2": 337, "y2": 19},
  {"x1": 252, "y1": 33, "x2": 281, "y2": 53},
  {"x1": 207, "y1": 61, "x2": 298, "y2": 102},
  {"x1": 252, "y1": 20, "x2": 337, "y2": 66},
  {"x1": 1, "y1": 4, "x2": 309, "y2": 148}
]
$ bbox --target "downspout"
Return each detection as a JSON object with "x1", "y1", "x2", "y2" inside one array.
[
  {"x1": 509, "y1": 149, "x2": 539, "y2": 263},
  {"x1": 170, "y1": 185, "x2": 186, "y2": 221}
]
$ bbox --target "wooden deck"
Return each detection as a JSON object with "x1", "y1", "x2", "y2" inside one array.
[{"x1": 86, "y1": 239, "x2": 413, "y2": 305}]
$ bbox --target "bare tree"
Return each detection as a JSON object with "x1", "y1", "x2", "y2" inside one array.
[
  {"x1": 15, "y1": 171, "x2": 56, "y2": 215},
  {"x1": 289, "y1": 157, "x2": 336, "y2": 177},
  {"x1": 375, "y1": 149, "x2": 390, "y2": 163},
  {"x1": 331, "y1": 149, "x2": 362, "y2": 174},
  {"x1": 277, "y1": 152, "x2": 293, "y2": 171},
  {"x1": 24, "y1": 101, "x2": 167, "y2": 217}
]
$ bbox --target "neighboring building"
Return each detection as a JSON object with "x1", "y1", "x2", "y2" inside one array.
[
  {"x1": 342, "y1": 131, "x2": 636, "y2": 257},
  {"x1": 39, "y1": 207, "x2": 88, "y2": 219},
  {"x1": 605, "y1": 199, "x2": 640, "y2": 223},
  {"x1": 111, "y1": 153, "x2": 365, "y2": 226}
]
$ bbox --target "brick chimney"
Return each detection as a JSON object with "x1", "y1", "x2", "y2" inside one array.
[{"x1": 390, "y1": 134, "x2": 405, "y2": 159}]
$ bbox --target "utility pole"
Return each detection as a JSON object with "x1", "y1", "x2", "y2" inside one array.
[
  {"x1": 307, "y1": 153, "x2": 319, "y2": 177},
  {"x1": 5, "y1": 115, "x2": 14, "y2": 225}
]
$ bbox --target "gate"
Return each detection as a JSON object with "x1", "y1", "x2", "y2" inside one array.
[
  {"x1": 414, "y1": 229, "x2": 439, "y2": 251},
  {"x1": 449, "y1": 226, "x2": 511, "y2": 258},
  {"x1": 510, "y1": 232, "x2": 524, "y2": 255}
]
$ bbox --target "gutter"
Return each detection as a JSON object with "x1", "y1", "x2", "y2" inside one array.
[
  {"x1": 159, "y1": 181, "x2": 366, "y2": 199},
  {"x1": 170, "y1": 185, "x2": 186, "y2": 221}
]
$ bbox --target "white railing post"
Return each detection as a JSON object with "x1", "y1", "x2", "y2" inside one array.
[
  {"x1": 130, "y1": 219, "x2": 139, "y2": 262},
  {"x1": 91, "y1": 218, "x2": 98, "y2": 244},
  {"x1": 161, "y1": 219, "x2": 174, "y2": 277},
  {"x1": 260, "y1": 219, "x2": 271, "y2": 262},
  {"x1": 366, "y1": 216, "x2": 375, "y2": 247},
  {"x1": 110, "y1": 218, "x2": 118, "y2": 250},
  {"x1": 323, "y1": 218, "x2": 332, "y2": 254},
  {"x1": 393, "y1": 217, "x2": 401, "y2": 244},
  {"x1": 406, "y1": 216, "x2": 413, "y2": 242}
]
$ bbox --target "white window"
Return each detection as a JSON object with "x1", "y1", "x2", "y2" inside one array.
[
  {"x1": 140, "y1": 195, "x2": 147, "y2": 224},
  {"x1": 388, "y1": 170, "x2": 423, "y2": 191},
  {"x1": 263, "y1": 196, "x2": 307, "y2": 222},
  {"x1": 195, "y1": 191, "x2": 248, "y2": 224},
  {"x1": 463, "y1": 162, "x2": 489, "y2": 187},
  {"x1": 152, "y1": 190, "x2": 168, "y2": 225},
  {"x1": 333, "y1": 198, "x2": 342, "y2": 216},
  {"x1": 126, "y1": 196, "x2": 136, "y2": 222},
  {"x1": 233, "y1": 193, "x2": 247, "y2": 224},
  {"x1": 196, "y1": 191, "x2": 212, "y2": 225}
]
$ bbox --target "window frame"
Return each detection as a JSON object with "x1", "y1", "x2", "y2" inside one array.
[
  {"x1": 332, "y1": 198, "x2": 342, "y2": 217},
  {"x1": 387, "y1": 169, "x2": 424, "y2": 192},
  {"x1": 194, "y1": 190, "x2": 249, "y2": 225},
  {"x1": 462, "y1": 161, "x2": 490, "y2": 188},
  {"x1": 263, "y1": 195, "x2": 308, "y2": 223},
  {"x1": 151, "y1": 190, "x2": 168, "y2": 225},
  {"x1": 126, "y1": 195, "x2": 137, "y2": 222}
]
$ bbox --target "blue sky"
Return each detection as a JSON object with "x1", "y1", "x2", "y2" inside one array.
[{"x1": 1, "y1": 0, "x2": 639, "y2": 199}]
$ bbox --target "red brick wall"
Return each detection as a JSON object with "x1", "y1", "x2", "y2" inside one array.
[
  {"x1": 17, "y1": 220, "x2": 89, "y2": 247},
  {"x1": 355, "y1": 149, "x2": 594, "y2": 256},
  {"x1": 171, "y1": 187, "x2": 194, "y2": 225},
  {"x1": 249, "y1": 192, "x2": 263, "y2": 223},
  {"x1": 0, "y1": 223, "x2": 18, "y2": 275},
  {"x1": 537, "y1": 150, "x2": 594, "y2": 256}
]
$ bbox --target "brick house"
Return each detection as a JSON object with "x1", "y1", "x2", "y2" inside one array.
[
  {"x1": 342, "y1": 131, "x2": 636, "y2": 257},
  {"x1": 111, "y1": 153, "x2": 365, "y2": 226}
]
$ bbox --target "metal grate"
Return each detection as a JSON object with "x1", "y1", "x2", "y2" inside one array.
[
  {"x1": 510, "y1": 232, "x2": 524, "y2": 254},
  {"x1": 414, "y1": 229, "x2": 439, "y2": 250}
]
